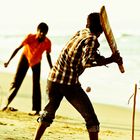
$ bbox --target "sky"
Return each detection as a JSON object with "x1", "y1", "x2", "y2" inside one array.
[{"x1": 0, "y1": 0, "x2": 140, "y2": 35}]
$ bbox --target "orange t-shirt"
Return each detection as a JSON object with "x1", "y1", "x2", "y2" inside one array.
[{"x1": 22, "y1": 34, "x2": 51, "y2": 67}]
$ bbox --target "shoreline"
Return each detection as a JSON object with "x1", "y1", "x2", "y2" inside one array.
[{"x1": 0, "y1": 71, "x2": 140, "y2": 111}]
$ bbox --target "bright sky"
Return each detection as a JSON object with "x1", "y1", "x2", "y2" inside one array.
[{"x1": 0, "y1": 0, "x2": 140, "y2": 35}]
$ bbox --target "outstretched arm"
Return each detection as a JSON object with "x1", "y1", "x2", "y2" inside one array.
[
  {"x1": 46, "y1": 52, "x2": 53, "y2": 69},
  {"x1": 92, "y1": 51, "x2": 123, "y2": 67},
  {"x1": 85, "y1": 51, "x2": 123, "y2": 68},
  {"x1": 4, "y1": 45, "x2": 23, "y2": 67}
]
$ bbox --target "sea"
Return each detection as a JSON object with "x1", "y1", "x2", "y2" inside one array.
[{"x1": 0, "y1": 30, "x2": 140, "y2": 111}]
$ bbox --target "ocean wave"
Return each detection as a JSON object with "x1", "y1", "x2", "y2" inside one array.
[
  {"x1": 0, "y1": 32, "x2": 140, "y2": 39},
  {"x1": 119, "y1": 31, "x2": 140, "y2": 38},
  {"x1": 0, "y1": 34, "x2": 25, "y2": 39}
]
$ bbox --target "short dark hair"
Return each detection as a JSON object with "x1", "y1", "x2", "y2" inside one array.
[
  {"x1": 87, "y1": 13, "x2": 103, "y2": 34},
  {"x1": 37, "y1": 22, "x2": 48, "y2": 33}
]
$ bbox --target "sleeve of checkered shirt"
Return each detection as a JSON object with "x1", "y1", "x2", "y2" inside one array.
[{"x1": 81, "y1": 37, "x2": 97, "y2": 67}]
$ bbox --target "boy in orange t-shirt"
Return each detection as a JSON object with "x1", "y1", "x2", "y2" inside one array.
[{"x1": 1, "y1": 22, "x2": 53, "y2": 115}]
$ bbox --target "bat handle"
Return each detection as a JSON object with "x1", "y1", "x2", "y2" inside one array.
[
  {"x1": 113, "y1": 50, "x2": 125, "y2": 73},
  {"x1": 118, "y1": 64, "x2": 125, "y2": 73}
]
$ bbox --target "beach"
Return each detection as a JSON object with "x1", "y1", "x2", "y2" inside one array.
[
  {"x1": 0, "y1": 72, "x2": 140, "y2": 140},
  {"x1": 0, "y1": 0, "x2": 140, "y2": 139}
]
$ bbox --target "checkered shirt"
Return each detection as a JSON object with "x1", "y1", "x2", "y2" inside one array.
[{"x1": 48, "y1": 28, "x2": 100, "y2": 85}]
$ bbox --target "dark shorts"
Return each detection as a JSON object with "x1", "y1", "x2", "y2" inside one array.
[{"x1": 38, "y1": 80, "x2": 100, "y2": 132}]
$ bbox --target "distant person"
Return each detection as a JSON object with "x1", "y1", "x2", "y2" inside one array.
[
  {"x1": 1, "y1": 22, "x2": 53, "y2": 115},
  {"x1": 33, "y1": 13, "x2": 123, "y2": 140}
]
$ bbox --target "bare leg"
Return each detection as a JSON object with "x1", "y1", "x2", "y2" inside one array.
[
  {"x1": 33, "y1": 122, "x2": 48, "y2": 140},
  {"x1": 89, "y1": 132, "x2": 98, "y2": 140}
]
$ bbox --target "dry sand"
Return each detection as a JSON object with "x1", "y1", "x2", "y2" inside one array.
[{"x1": 0, "y1": 72, "x2": 140, "y2": 140}]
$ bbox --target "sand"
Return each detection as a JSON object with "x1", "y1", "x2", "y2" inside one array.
[{"x1": 0, "y1": 72, "x2": 140, "y2": 140}]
